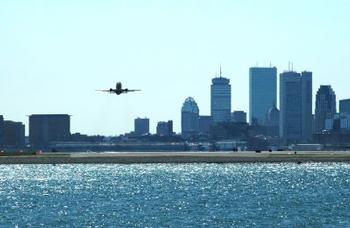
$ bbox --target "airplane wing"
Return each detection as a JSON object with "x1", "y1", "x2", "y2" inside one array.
[
  {"x1": 124, "y1": 89, "x2": 141, "y2": 92},
  {"x1": 96, "y1": 89, "x2": 114, "y2": 93}
]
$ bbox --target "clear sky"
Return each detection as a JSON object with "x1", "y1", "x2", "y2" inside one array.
[{"x1": 1, "y1": 0, "x2": 349, "y2": 136}]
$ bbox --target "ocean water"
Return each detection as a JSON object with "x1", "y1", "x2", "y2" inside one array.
[{"x1": 0, "y1": 163, "x2": 349, "y2": 227}]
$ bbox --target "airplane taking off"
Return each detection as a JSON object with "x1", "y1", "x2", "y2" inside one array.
[{"x1": 96, "y1": 82, "x2": 141, "y2": 95}]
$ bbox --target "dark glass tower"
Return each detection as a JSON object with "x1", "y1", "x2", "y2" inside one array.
[
  {"x1": 280, "y1": 71, "x2": 313, "y2": 142},
  {"x1": 315, "y1": 85, "x2": 336, "y2": 133}
]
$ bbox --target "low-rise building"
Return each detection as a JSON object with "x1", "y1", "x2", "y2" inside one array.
[
  {"x1": 134, "y1": 118, "x2": 150, "y2": 136},
  {"x1": 3, "y1": 120, "x2": 25, "y2": 147},
  {"x1": 199, "y1": 116, "x2": 212, "y2": 135},
  {"x1": 157, "y1": 121, "x2": 173, "y2": 136},
  {"x1": 29, "y1": 114, "x2": 70, "y2": 147},
  {"x1": 231, "y1": 111, "x2": 247, "y2": 123}
]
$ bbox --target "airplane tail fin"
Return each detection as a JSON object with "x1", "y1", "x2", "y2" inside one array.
[{"x1": 116, "y1": 82, "x2": 122, "y2": 90}]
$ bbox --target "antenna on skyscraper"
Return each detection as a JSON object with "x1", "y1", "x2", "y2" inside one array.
[
  {"x1": 291, "y1": 62, "x2": 294, "y2": 71},
  {"x1": 288, "y1": 61, "x2": 291, "y2": 71},
  {"x1": 220, "y1": 65, "x2": 222, "y2": 77}
]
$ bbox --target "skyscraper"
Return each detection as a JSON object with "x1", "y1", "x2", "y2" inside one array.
[
  {"x1": 339, "y1": 99, "x2": 350, "y2": 115},
  {"x1": 181, "y1": 97, "x2": 199, "y2": 137},
  {"x1": 29, "y1": 114, "x2": 71, "y2": 147},
  {"x1": 301, "y1": 71, "x2": 313, "y2": 140},
  {"x1": 211, "y1": 71, "x2": 231, "y2": 123},
  {"x1": 249, "y1": 67, "x2": 277, "y2": 125},
  {"x1": 280, "y1": 71, "x2": 312, "y2": 142},
  {"x1": 315, "y1": 85, "x2": 336, "y2": 133},
  {"x1": 134, "y1": 118, "x2": 149, "y2": 136}
]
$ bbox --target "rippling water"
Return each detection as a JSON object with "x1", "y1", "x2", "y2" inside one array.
[{"x1": 0, "y1": 163, "x2": 349, "y2": 227}]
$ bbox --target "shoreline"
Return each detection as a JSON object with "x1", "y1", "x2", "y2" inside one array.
[{"x1": 0, "y1": 151, "x2": 350, "y2": 164}]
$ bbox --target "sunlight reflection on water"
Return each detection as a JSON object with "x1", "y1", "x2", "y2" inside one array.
[{"x1": 0, "y1": 163, "x2": 349, "y2": 227}]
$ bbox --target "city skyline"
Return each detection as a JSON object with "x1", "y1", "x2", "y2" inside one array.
[
  {"x1": 1, "y1": 65, "x2": 349, "y2": 136},
  {"x1": 1, "y1": 1, "x2": 350, "y2": 135}
]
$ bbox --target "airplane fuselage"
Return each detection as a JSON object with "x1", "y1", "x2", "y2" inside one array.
[
  {"x1": 110, "y1": 88, "x2": 123, "y2": 95},
  {"x1": 97, "y1": 82, "x2": 140, "y2": 95}
]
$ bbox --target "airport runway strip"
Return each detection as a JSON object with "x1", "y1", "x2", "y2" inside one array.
[{"x1": 1, "y1": 152, "x2": 350, "y2": 164}]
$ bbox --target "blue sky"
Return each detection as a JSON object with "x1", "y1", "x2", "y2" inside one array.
[{"x1": 1, "y1": 0, "x2": 349, "y2": 135}]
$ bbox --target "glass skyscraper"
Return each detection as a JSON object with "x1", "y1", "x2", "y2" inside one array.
[
  {"x1": 280, "y1": 71, "x2": 313, "y2": 142},
  {"x1": 181, "y1": 97, "x2": 200, "y2": 137},
  {"x1": 211, "y1": 75, "x2": 231, "y2": 123},
  {"x1": 301, "y1": 71, "x2": 313, "y2": 140},
  {"x1": 315, "y1": 85, "x2": 336, "y2": 133},
  {"x1": 249, "y1": 67, "x2": 277, "y2": 126}
]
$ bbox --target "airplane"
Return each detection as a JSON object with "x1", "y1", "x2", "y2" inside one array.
[{"x1": 96, "y1": 82, "x2": 141, "y2": 95}]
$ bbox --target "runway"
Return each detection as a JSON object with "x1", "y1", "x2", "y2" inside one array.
[{"x1": 1, "y1": 151, "x2": 350, "y2": 164}]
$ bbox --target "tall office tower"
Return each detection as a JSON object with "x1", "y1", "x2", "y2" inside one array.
[
  {"x1": 301, "y1": 71, "x2": 313, "y2": 141},
  {"x1": 199, "y1": 116, "x2": 212, "y2": 135},
  {"x1": 29, "y1": 114, "x2": 71, "y2": 147},
  {"x1": 280, "y1": 71, "x2": 313, "y2": 142},
  {"x1": 181, "y1": 97, "x2": 199, "y2": 137},
  {"x1": 156, "y1": 121, "x2": 173, "y2": 136},
  {"x1": 0, "y1": 115, "x2": 3, "y2": 147},
  {"x1": 231, "y1": 111, "x2": 247, "y2": 123},
  {"x1": 134, "y1": 118, "x2": 150, "y2": 136},
  {"x1": 339, "y1": 99, "x2": 350, "y2": 115},
  {"x1": 211, "y1": 70, "x2": 231, "y2": 123},
  {"x1": 315, "y1": 85, "x2": 336, "y2": 133},
  {"x1": 3, "y1": 121, "x2": 25, "y2": 147},
  {"x1": 249, "y1": 67, "x2": 277, "y2": 125}
]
